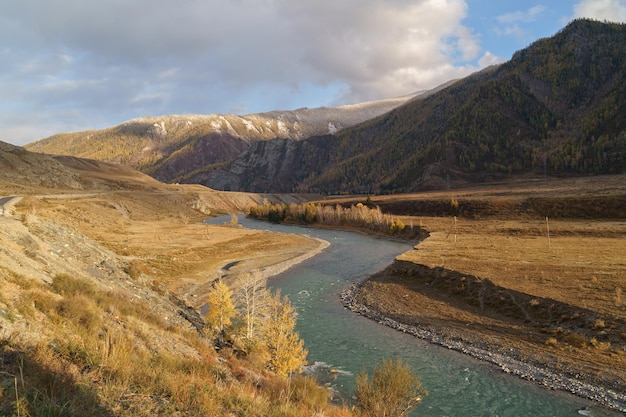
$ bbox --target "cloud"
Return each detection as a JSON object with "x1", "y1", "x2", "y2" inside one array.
[
  {"x1": 281, "y1": 0, "x2": 482, "y2": 103},
  {"x1": 573, "y1": 0, "x2": 626, "y2": 22},
  {"x1": 497, "y1": 5, "x2": 547, "y2": 24},
  {"x1": 0, "y1": 0, "x2": 485, "y2": 145},
  {"x1": 478, "y1": 51, "x2": 505, "y2": 67},
  {"x1": 495, "y1": 5, "x2": 547, "y2": 44}
]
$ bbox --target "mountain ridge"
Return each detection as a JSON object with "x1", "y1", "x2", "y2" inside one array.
[
  {"x1": 25, "y1": 19, "x2": 626, "y2": 194},
  {"x1": 25, "y1": 91, "x2": 420, "y2": 183}
]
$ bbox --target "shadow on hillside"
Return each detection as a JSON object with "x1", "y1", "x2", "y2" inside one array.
[
  {"x1": 372, "y1": 194, "x2": 626, "y2": 220},
  {"x1": 0, "y1": 343, "x2": 116, "y2": 417}
]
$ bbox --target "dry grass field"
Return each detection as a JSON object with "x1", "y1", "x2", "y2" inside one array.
[
  {"x1": 337, "y1": 175, "x2": 626, "y2": 399},
  {"x1": 14, "y1": 189, "x2": 322, "y2": 304}
]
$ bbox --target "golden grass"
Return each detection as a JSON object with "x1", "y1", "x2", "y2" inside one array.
[
  {"x1": 398, "y1": 217, "x2": 626, "y2": 319},
  {"x1": 1, "y1": 272, "x2": 353, "y2": 417},
  {"x1": 356, "y1": 220, "x2": 626, "y2": 400}
]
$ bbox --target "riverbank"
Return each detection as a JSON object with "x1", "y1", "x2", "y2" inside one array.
[
  {"x1": 218, "y1": 235, "x2": 330, "y2": 282},
  {"x1": 341, "y1": 270, "x2": 626, "y2": 412}
]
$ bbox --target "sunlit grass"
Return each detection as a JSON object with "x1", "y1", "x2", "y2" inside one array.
[{"x1": 0, "y1": 273, "x2": 353, "y2": 416}]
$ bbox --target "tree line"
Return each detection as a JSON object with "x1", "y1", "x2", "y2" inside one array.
[{"x1": 248, "y1": 201, "x2": 424, "y2": 239}]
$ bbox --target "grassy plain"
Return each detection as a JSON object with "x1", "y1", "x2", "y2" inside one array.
[{"x1": 12, "y1": 186, "x2": 322, "y2": 305}]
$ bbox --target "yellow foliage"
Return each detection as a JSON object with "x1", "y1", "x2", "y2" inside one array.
[
  {"x1": 263, "y1": 292, "x2": 308, "y2": 378},
  {"x1": 204, "y1": 279, "x2": 237, "y2": 334}
]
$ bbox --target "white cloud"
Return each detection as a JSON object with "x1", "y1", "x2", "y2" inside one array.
[
  {"x1": 281, "y1": 0, "x2": 482, "y2": 103},
  {"x1": 495, "y1": 5, "x2": 548, "y2": 45},
  {"x1": 478, "y1": 51, "x2": 505, "y2": 67},
  {"x1": 0, "y1": 0, "x2": 486, "y2": 145},
  {"x1": 498, "y1": 5, "x2": 547, "y2": 24},
  {"x1": 573, "y1": 0, "x2": 626, "y2": 22}
]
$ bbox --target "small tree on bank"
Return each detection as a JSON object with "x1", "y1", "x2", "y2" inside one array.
[
  {"x1": 204, "y1": 279, "x2": 237, "y2": 335},
  {"x1": 233, "y1": 271, "x2": 269, "y2": 349},
  {"x1": 204, "y1": 277, "x2": 308, "y2": 379},
  {"x1": 263, "y1": 291, "x2": 308, "y2": 378},
  {"x1": 356, "y1": 358, "x2": 427, "y2": 417}
]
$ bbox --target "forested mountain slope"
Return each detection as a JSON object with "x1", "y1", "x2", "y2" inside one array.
[{"x1": 211, "y1": 19, "x2": 626, "y2": 193}]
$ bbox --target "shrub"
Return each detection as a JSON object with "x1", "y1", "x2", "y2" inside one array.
[
  {"x1": 26, "y1": 289, "x2": 56, "y2": 315},
  {"x1": 56, "y1": 295, "x2": 102, "y2": 331},
  {"x1": 356, "y1": 358, "x2": 427, "y2": 417},
  {"x1": 123, "y1": 259, "x2": 147, "y2": 280},
  {"x1": 389, "y1": 218, "x2": 405, "y2": 234},
  {"x1": 593, "y1": 319, "x2": 605, "y2": 329},
  {"x1": 261, "y1": 375, "x2": 329, "y2": 409},
  {"x1": 51, "y1": 274, "x2": 96, "y2": 297},
  {"x1": 545, "y1": 337, "x2": 559, "y2": 347},
  {"x1": 562, "y1": 332, "x2": 588, "y2": 348}
]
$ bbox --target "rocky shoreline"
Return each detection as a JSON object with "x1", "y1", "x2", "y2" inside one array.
[{"x1": 341, "y1": 283, "x2": 626, "y2": 414}]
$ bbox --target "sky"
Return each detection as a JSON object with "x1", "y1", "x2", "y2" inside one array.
[{"x1": 1, "y1": 0, "x2": 625, "y2": 146}]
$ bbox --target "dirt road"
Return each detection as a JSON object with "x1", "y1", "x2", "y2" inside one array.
[{"x1": 0, "y1": 196, "x2": 22, "y2": 216}]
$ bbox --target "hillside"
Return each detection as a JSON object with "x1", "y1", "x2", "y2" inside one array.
[
  {"x1": 207, "y1": 19, "x2": 626, "y2": 193},
  {"x1": 0, "y1": 142, "x2": 353, "y2": 416},
  {"x1": 25, "y1": 94, "x2": 416, "y2": 184}
]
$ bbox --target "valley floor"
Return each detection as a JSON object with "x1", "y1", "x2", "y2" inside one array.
[
  {"x1": 2, "y1": 172, "x2": 625, "y2": 414},
  {"x1": 301, "y1": 175, "x2": 626, "y2": 412}
]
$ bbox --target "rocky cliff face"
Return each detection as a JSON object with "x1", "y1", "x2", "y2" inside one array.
[{"x1": 188, "y1": 136, "x2": 332, "y2": 192}]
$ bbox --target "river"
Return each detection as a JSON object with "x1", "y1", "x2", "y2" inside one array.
[{"x1": 207, "y1": 215, "x2": 619, "y2": 416}]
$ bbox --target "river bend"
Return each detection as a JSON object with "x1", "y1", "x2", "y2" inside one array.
[{"x1": 207, "y1": 216, "x2": 618, "y2": 417}]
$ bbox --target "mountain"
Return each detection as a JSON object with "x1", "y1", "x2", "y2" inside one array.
[
  {"x1": 208, "y1": 19, "x2": 626, "y2": 193},
  {"x1": 25, "y1": 93, "x2": 418, "y2": 183},
  {"x1": 26, "y1": 19, "x2": 626, "y2": 194}
]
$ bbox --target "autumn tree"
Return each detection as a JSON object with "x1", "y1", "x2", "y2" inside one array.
[
  {"x1": 204, "y1": 279, "x2": 237, "y2": 335},
  {"x1": 263, "y1": 291, "x2": 308, "y2": 378},
  {"x1": 356, "y1": 358, "x2": 427, "y2": 417},
  {"x1": 233, "y1": 271, "x2": 269, "y2": 349}
]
